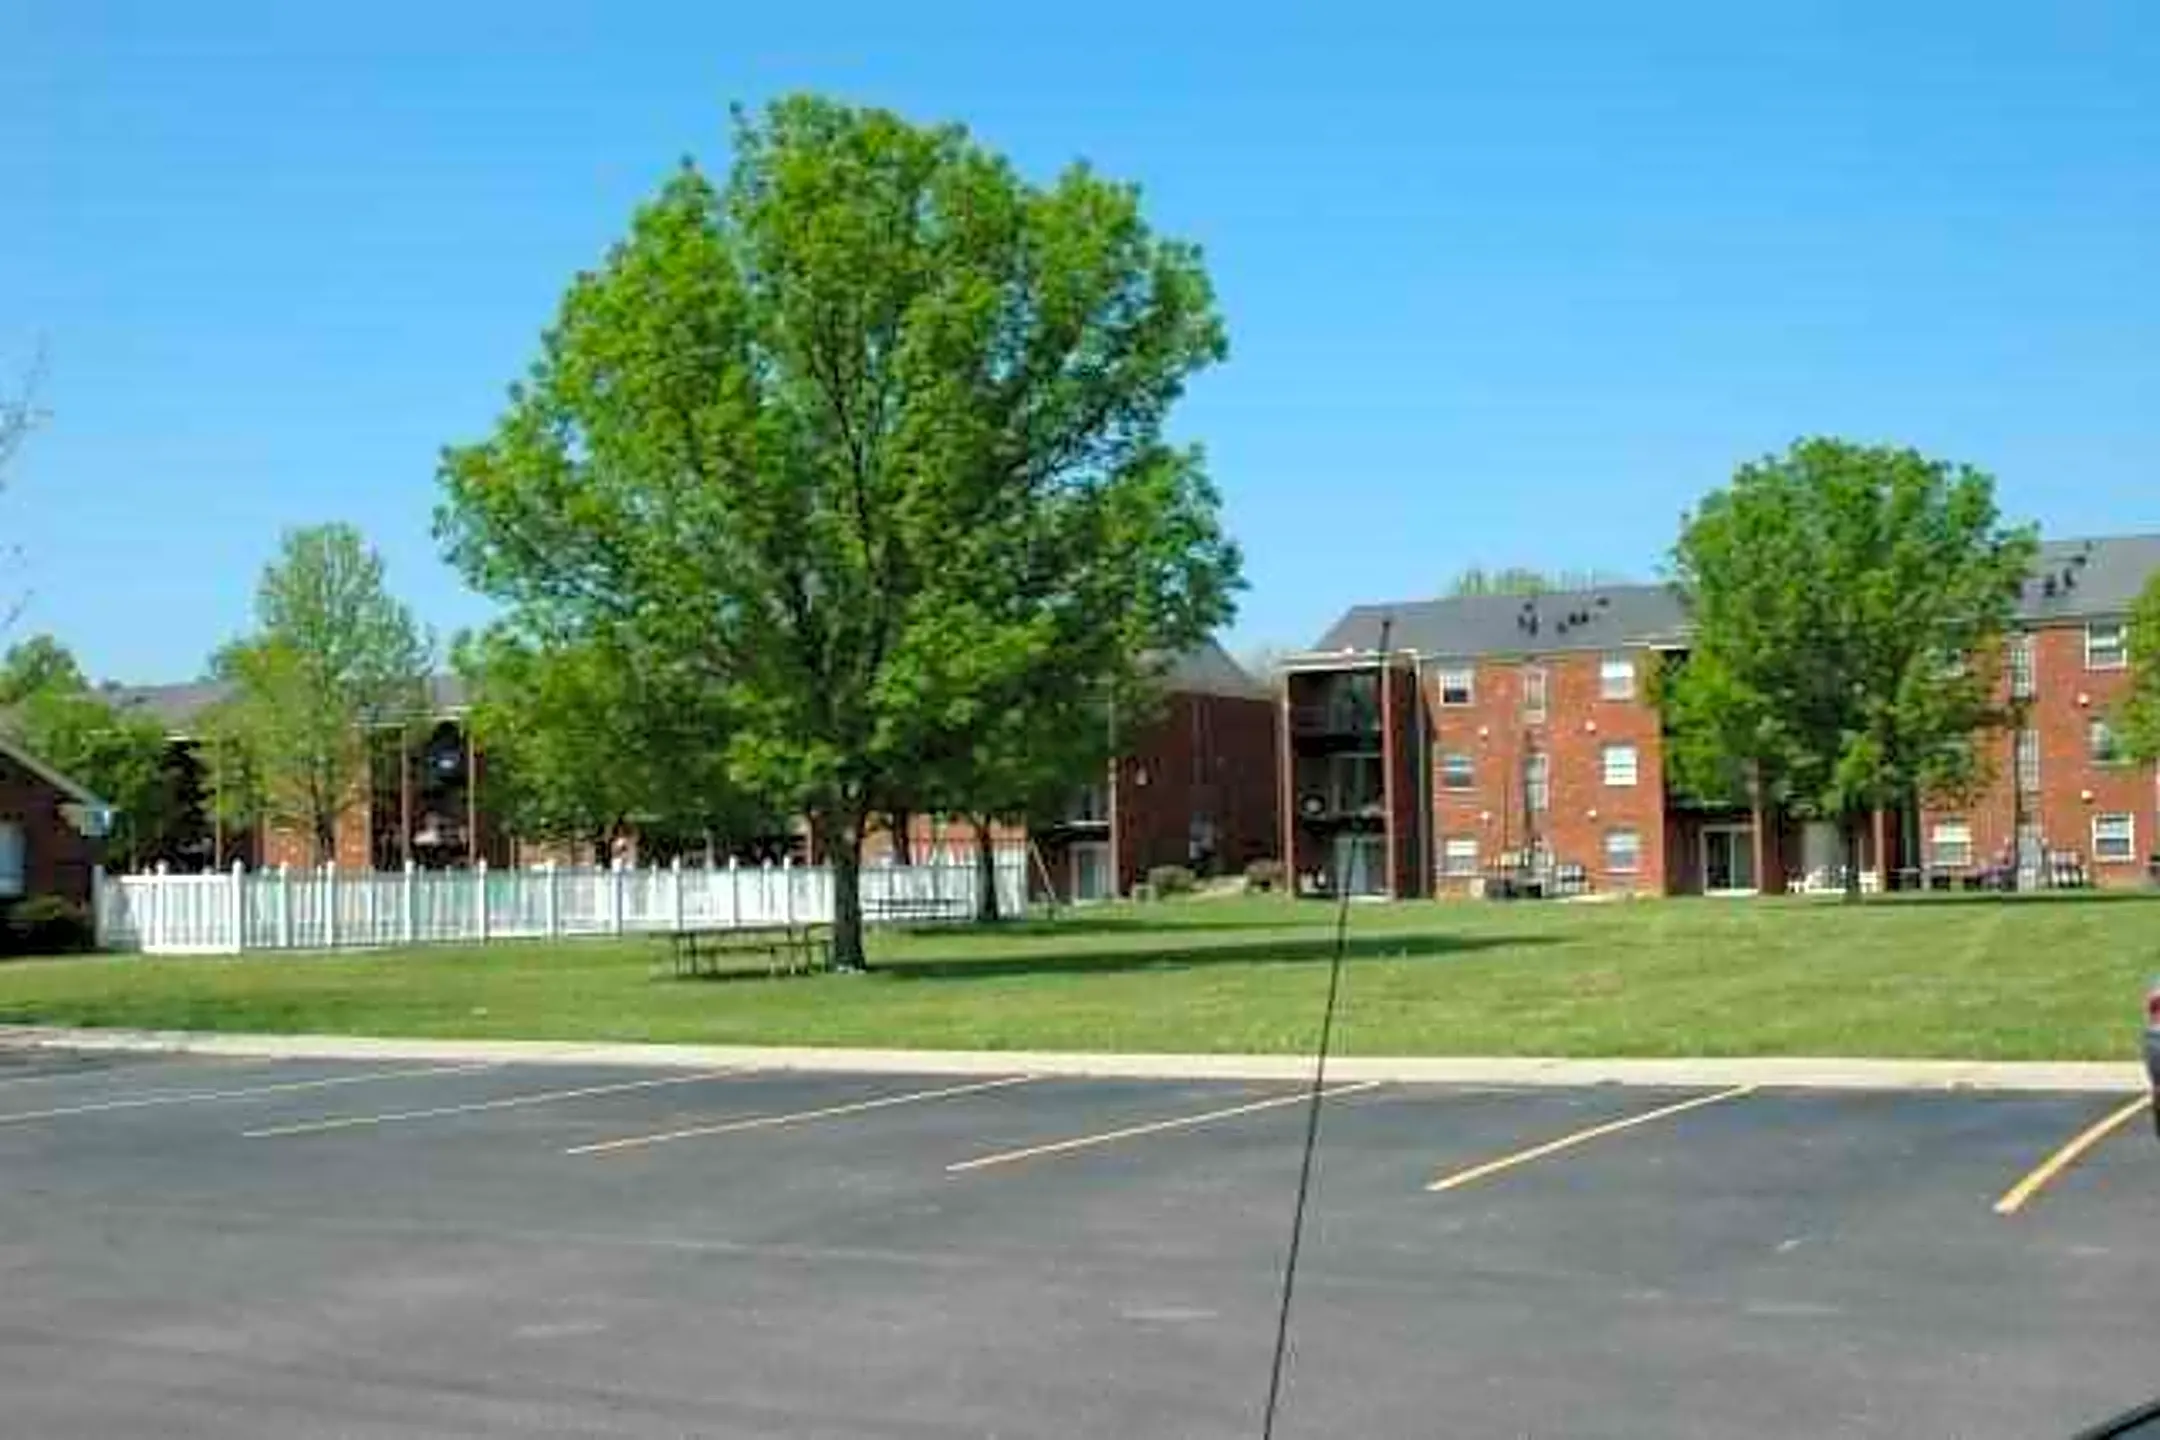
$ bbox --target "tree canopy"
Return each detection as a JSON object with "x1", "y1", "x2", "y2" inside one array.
[
  {"x1": 0, "y1": 634, "x2": 177, "y2": 869},
  {"x1": 438, "y1": 95, "x2": 1240, "y2": 967},
  {"x1": 1444, "y1": 566, "x2": 1630, "y2": 597},
  {"x1": 211, "y1": 524, "x2": 430, "y2": 863},
  {"x1": 1660, "y1": 439, "x2": 2037, "y2": 895}
]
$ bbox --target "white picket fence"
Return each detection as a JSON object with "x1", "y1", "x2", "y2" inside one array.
[{"x1": 93, "y1": 848, "x2": 1029, "y2": 956}]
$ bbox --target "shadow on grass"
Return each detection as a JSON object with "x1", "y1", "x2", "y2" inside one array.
[
  {"x1": 869, "y1": 929, "x2": 1553, "y2": 982},
  {"x1": 1864, "y1": 889, "x2": 2160, "y2": 909},
  {"x1": 885, "y1": 912, "x2": 1316, "y2": 941}
]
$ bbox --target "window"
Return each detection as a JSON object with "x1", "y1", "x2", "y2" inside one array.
[
  {"x1": 1521, "y1": 665, "x2": 1547, "y2": 722},
  {"x1": 1601, "y1": 743, "x2": 1638, "y2": 787},
  {"x1": 1524, "y1": 753, "x2": 1550, "y2": 812},
  {"x1": 0, "y1": 823, "x2": 21, "y2": 899},
  {"x1": 2092, "y1": 813, "x2": 2137, "y2": 864},
  {"x1": 2088, "y1": 718, "x2": 2125, "y2": 766},
  {"x1": 2086, "y1": 622, "x2": 2127, "y2": 670},
  {"x1": 1604, "y1": 828, "x2": 1641, "y2": 874},
  {"x1": 2015, "y1": 728, "x2": 2040, "y2": 795},
  {"x1": 1439, "y1": 752, "x2": 1475, "y2": 791},
  {"x1": 1599, "y1": 655, "x2": 1636, "y2": 701},
  {"x1": 1440, "y1": 835, "x2": 1479, "y2": 878},
  {"x1": 2009, "y1": 633, "x2": 2035, "y2": 699},
  {"x1": 1436, "y1": 665, "x2": 1474, "y2": 706},
  {"x1": 1930, "y1": 820, "x2": 1973, "y2": 870}
]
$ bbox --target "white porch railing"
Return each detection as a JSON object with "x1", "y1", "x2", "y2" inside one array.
[{"x1": 93, "y1": 848, "x2": 1028, "y2": 956}]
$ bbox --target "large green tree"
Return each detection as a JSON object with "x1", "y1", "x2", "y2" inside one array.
[
  {"x1": 1661, "y1": 439, "x2": 2037, "y2": 898},
  {"x1": 211, "y1": 524, "x2": 431, "y2": 863},
  {"x1": 0, "y1": 635, "x2": 178, "y2": 869},
  {"x1": 2119, "y1": 570, "x2": 2160, "y2": 766},
  {"x1": 439, "y1": 96, "x2": 1240, "y2": 969}
]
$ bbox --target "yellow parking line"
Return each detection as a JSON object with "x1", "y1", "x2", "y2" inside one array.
[
  {"x1": 565, "y1": 1075, "x2": 1035, "y2": 1157},
  {"x1": 1992, "y1": 1096, "x2": 2151, "y2": 1217},
  {"x1": 948, "y1": 1081, "x2": 1384, "y2": 1174},
  {"x1": 244, "y1": 1069, "x2": 740, "y2": 1139},
  {"x1": 0, "y1": 1063, "x2": 495, "y2": 1126},
  {"x1": 1427, "y1": 1085, "x2": 1757, "y2": 1194}
]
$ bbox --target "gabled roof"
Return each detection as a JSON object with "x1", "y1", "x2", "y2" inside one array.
[
  {"x1": 99, "y1": 674, "x2": 472, "y2": 737},
  {"x1": 1154, "y1": 639, "x2": 1270, "y2": 700},
  {"x1": 0, "y1": 732, "x2": 108, "y2": 809},
  {"x1": 2017, "y1": 534, "x2": 2160, "y2": 624},
  {"x1": 1311, "y1": 584, "x2": 1688, "y2": 660}
]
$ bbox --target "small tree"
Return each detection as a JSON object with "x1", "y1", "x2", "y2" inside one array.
[
  {"x1": 212, "y1": 525, "x2": 430, "y2": 864},
  {"x1": 439, "y1": 96, "x2": 1239, "y2": 969},
  {"x1": 1661, "y1": 439, "x2": 2037, "y2": 899},
  {"x1": 0, "y1": 634, "x2": 85, "y2": 705},
  {"x1": 2120, "y1": 570, "x2": 2160, "y2": 772}
]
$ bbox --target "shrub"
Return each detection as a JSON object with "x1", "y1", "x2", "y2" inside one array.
[
  {"x1": 7, "y1": 895, "x2": 93, "y2": 955},
  {"x1": 1244, "y1": 858, "x2": 1286, "y2": 893},
  {"x1": 1145, "y1": 864, "x2": 1196, "y2": 898}
]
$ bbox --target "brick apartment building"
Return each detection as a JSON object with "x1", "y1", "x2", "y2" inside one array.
[
  {"x1": 862, "y1": 640, "x2": 1281, "y2": 901},
  {"x1": 1283, "y1": 534, "x2": 2160, "y2": 899}
]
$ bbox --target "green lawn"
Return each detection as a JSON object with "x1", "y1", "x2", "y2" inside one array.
[{"x1": 1, "y1": 893, "x2": 2155, "y2": 1059}]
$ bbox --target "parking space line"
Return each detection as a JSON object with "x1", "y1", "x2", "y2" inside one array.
[
  {"x1": 1992, "y1": 1096, "x2": 2151, "y2": 1217},
  {"x1": 947, "y1": 1081, "x2": 1384, "y2": 1174},
  {"x1": 0, "y1": 1063, "x2": 494, "y2": 1126},
  {"x1": 243, "y1": 1069, "x2": 741, "y2": 1138},
  {"x1": 565, "y1": 1075, "x2": 1035, "y2": 1157},
  {"x1": 1426, "y1": 1084, "x2": 1757, "y2": 1194}
]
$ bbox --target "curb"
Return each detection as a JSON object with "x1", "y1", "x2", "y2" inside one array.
[{"x1": 0, "y1": 1026, "x2": 2144, "y2": 1094}]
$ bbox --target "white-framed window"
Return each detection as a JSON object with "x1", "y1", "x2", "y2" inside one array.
[
  {"x1": 1439, "y1": 752, "x2": 1475, "y2": 791},
  {"x1": 1520, "y1": 665, "x2": 1547, "y2": 722},
  {"x1": 2092, "y1": 813, "x2": 2137, "y2": 864},
  {"x1": 1601, "y1": 743, "x2": 1638, "y2": 787},
  {"x1": 1436, "y1": 665, "x2": 1475, "y2": 707},
  {"x1": 2086, "y1": 621, "x2": 2127, "y2": 670},
  {"x1": 2015, "y1": 728, "x2": 2040, "y2": 795},
  {"x1": 1599, "y1": 655, "x2": 1636, "y2": 701},
  {"x1": 2008, "y1": 633, "x2": 2035, "y2": 699},
  {"x1": 1604, "y1": 827, "x2": 1641, "y2": 874},
  {"x1": 1930, "y1": 819, "x2": 1974, "y2": 869},
  {"x1": 2088, "y1": 718, "x2": 2125, "y2": 766},
  {"x1": 0, "y1": 822, "x2": 21, "y2": 899},
  {"x1": 1440, "y1": 835, "x2": 1480, "y2": 878},
  {"x1": 1524, "y1": 753, "x2": 1550, "y2": 812}
]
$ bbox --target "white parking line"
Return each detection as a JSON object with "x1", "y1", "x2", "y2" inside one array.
[
  {"x1": 566, "y1": 1075, "x2": 1035, "y2": 1157},
  {"x1": 0, "y1": 1063, "x2": 495, "y2": 1126},
  {"x1": 245, "y1": 1069, "x2": 741, "y2": 1138},
  {"x1": 947, "y1": 1081, "x2": 1385, "y2": 1174}
]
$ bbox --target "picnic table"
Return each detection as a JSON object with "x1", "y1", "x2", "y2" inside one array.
[
  {"x1": 665, "y1": 923, "x2": 832, "y2": 980},
  {"x1": 864, "y1": 894, "x2": 973, "y2": 926}
]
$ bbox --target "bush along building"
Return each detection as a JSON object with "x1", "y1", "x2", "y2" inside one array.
[{"x1": 1284, "y1": 533, "x2": 2160, "y2": 899}]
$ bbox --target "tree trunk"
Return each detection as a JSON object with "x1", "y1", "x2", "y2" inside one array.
[
  {"x1": 1840, "y1": 810, "x2": 1864, "y2": 904},
  {"x1": 829, "y1": 820, "x2": 869, "y2": 972},
  {"x1": 889, "y1": 808, "x2": 914, "y2": 868},
  {"x1": 315, "y1": 810, "x2": 337, "y2": 868},
  {"x1": 972, "y1": 812, "x2": 1001, "y2": 924}
]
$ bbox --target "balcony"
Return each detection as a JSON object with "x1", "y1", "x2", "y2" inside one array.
[
  {"x1": 1290, "y1": 702, "x2": 1381, "y2": 739},
  {"x1": 1292, "y1": 756, "x2": 1385, "y2": 824}
]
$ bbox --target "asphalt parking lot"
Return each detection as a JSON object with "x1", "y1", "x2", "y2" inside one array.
[{"x1": 0, "y1": 1047, "x2": 2152, "y2": 1439}]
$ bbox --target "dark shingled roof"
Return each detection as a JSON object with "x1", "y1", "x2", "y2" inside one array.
[
  {"x1": 1312, "y1": 584, "x2": 1688, "y2": 660},
  {"x1": 1154, "y1": 639, "x2": 1270, "y2": 700},
  {"x1": 99, "y1": 674, "x2": 471, "y2": 737},
  {"x1": 2016, "y1": 534, "x2": 2160, "y2": 623},
  {"x1": 1310, "y1": 533, "x2": 2160, "y2": 661}
]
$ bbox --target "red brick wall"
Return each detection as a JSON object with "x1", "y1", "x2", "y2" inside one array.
[
  {"x1": 1113, "y1": 689, "x2": 1279, "y2": 892},
  {"x1": 1920, "y1": 624, "x2": 2157, "y2": 886},
  {"x1": 0, "y1": 754, "x2": 100, "y2": 908},
  {"x1": 1429, "y1": 649, "x2": 1668, "y2": 896}
]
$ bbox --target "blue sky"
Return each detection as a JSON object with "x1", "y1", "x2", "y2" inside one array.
[{"x1": 8, "y1": 1, "x2": 2156, "y2": 682}]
